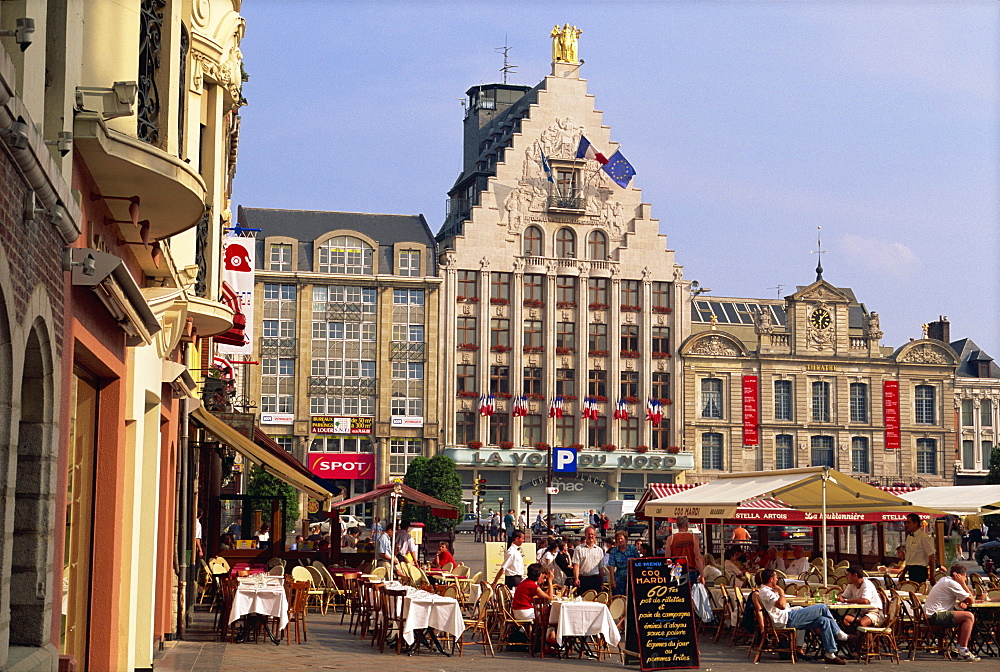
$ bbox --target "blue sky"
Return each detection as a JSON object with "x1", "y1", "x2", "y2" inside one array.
[{"x1": 232, "y1": 1, "x2": 999, "y2": 356}]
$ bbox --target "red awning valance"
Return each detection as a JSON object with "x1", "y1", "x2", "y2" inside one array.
[{"x1": 331, "y1": 483, "x2": 459, "y2": 519}]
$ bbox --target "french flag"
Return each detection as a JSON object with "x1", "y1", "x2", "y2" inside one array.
[
  {"x1": 646, "y1": 398, "x2": 663, "y2": 426},
  {"x1": 512, "y1": 394, "x2": 528, "y2": 417},
  {"x1": 581, "y1": 396, "x2": 599, "y2": 421},
  {"x1": 548, "y1": 395, "x2": 564, "y2": 419},
  {"x1": 576, "y1": 135, "x2": 609, "y2": 165},
  {"x1": 613, "y1": 398, "x2": 629, "y2": 420},
  {"x1": 212, "y1": 355, "x2": 233, "y2": 379},
  {"x1": 478, "y1": 393, "x2": 495, "y2": 417}
]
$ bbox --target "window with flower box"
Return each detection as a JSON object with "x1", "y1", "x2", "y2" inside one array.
[
  {"x1": 456, "y1": 412, "x2": 476, "y2": 445},
  {"x1": 457, "y1": 270, "x2": 478, "y2": 300},
  {"x1": 588, "y1": 278, "x2": 608, "y2": 307},
  {"x1": 489, "y1": 414, "x2": 509, "y2": 445},
  {"x1": 651, "y1": 327, "x2": 670, "y2": 356},
  {"x1": 490, "y1": 366, "x2": 510, "y2": 396},
  {"x1": 457, "y1": 364, "x2": 476, "y2": 393},
  {"x1": 556, "y1": 276, "x2": 577, "y2": 306},
  {"x1": 589, "y1": 323, "x2": 608, "y2": 352},
  {"x1": 620, "y1": 417, "x2": 640, "y2": 449},
  {"x1": 651, "y1": 424, "x2": 669, "y2": 451},
  {"x1": 651, "y1": 282, "x2": 671, "y2": 313},
  {"x1": 524, "y1": 367, "x2": 543, "y2": 396},
  {"x1": 557, "y1": 369, "x2": 575, "y2": 398},
  {"x1": 621, "y1": 325, "x2": 639, "y2": 353},
  {"x1": 652, "y1": 373, "x2": 670, "y2": 402},
  {"x1": 557, "y1": 322, "x2": 576, "y2": 352},
  {"x1": 588, "y1": 369, "x2": 607, "y2": 399},
  {"x1": 490, "y1": 318, "x2": 510, "y2": 350},
  {"x1": 522, "y1": 414, "x2": 542, "y2": 447},
  {"x1": 621, "y1": 371, "x2": 639, "y2": 400},
  {"x1": 491, "y1": 272, "x2": 511, "y2": 303},
  {"x1": 556, "y1": 416, "x2": 576, "y2": 447},
  {"x1": 620, "y1": 280, "x2": 640, "y2": 308},
  {"x1": 457, "y1": 317, "x2": 477, "y2": 346},
  {"x1": 524, "y1": 320, "x2": 543, "y2": 349},
  {"x1": 588, "y1": 416, "x2": 607, "y2": 448}
]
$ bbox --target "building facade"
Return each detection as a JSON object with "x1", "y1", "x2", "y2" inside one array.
[
  {"x1": 680, "y1": 278, "x2": 957, "y2": 487},
  {"x1": 239, "y1": 207, "x2": 442, "y2": 514},
  {"x1": 945, "y1": 319, "x2": 1000, "y2": 483},
  {"x1": 435, "y1": 51, "x2": 694, "y2": 514}
]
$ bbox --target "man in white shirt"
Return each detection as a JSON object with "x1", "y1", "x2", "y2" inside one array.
[
  {"x1": 493, "y1": 530, "x2": 526, "y2": 588},
  {"x1": 572, "y1": 526, "x2": 606, "y2": 593},
  {"x1": 784, "y1": 545, "x2": 809, "y2": 576},
  {"x1": 758, "y1": 568, "x2": 849, "y2": 665},
  {"x1": 839, "y1": 566, "x2": 885, "y2": 629},
  {"x1": 903, "y1": 512, "x2": 936, "y2": 584},
  {"x1": 923, "y1": 564, "x2": 980, "y2": 662},
  {"x1": 394, "y1": 524, "x2": 418, "y2": 563}
]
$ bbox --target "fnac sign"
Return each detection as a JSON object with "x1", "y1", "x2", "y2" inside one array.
[{"x1": 308, "y1": 452, "x2": 375, "y2": 480}]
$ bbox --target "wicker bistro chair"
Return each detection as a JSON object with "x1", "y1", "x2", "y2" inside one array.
[
  {"x1": 856, "y1": 595, "x2": 902, "y2": 665},
  {"x1": 749, "y1": 590, "x2": 797, "y2": 664},
  {"x1": 457, "y1": 582, "x2": 495, "y2": 657},
  {"x1": 493, "y1": 584, "x2": 533, "y2": 652},
  {"x1": 907, "y1": 591, "x2": 953, "y2": 660},
  {"x1": 290, "y1": 565, "x2": 326, "y2": 613},
  {"x1": 312, "y1": 562, "x2": 345, "y2": 613},
  {"x1": 579, "y1": 589, "x2": 597, "y2": 602}
]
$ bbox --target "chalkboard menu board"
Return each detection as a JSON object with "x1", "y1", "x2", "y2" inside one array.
[{"x1": 628, "y1": 556, "x2": 699, "y2": 670}]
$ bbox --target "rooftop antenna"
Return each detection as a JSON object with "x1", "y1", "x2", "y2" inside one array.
[
  {"x1": 767, "y1": 285, "x2": 785, "y2": 298},
  {"x1": 496, "y1": 35, "x2": 517, "y2": 84},
  {"x1": 811, "y1": 226, "x2": 826, "y2": 282}
]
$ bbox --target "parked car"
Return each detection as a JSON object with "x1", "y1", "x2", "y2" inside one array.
[
  {"x1": 974, "y1": 539, "x2": 1000, "y2": 568},
  {"x1": 615, "y1": 514, "x2": 648, "y2": 537},
  {"x1": 340, "y1": 514, "x2": 363, "y2": 530},
  {"x1": 550, "y1": 513, "x2": 587, "y2": 534},
  {"x1": 454, "y1": 513, "x2": 490, "y2": 533}
]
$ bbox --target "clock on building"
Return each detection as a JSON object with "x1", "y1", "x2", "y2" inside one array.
[{"x1": 810, "y1": 308, "x2": 832, "y2": 330}]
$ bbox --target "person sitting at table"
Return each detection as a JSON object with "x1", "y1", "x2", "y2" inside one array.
[
  {"x1": 219, "y1": 533, "x2": 235, "y2": 550},
  {"x1": 758, "y1": 568, "x2": 850, "y2": 665},
  {"x1": 784, "y1": 545, "x2": 810, "y2": 576},
  {"x1": 839, "y1": 566, "x2": 885, "y2": 630},
  {"x1": 494, "y1": 530, "x2": 526, "y2": 588},
  {"x1": 702, "y1": 555, "x2": 723, "y2": 583},
  {"x1": 922, "y1": 563, "x2": 980, "y2": 662},
  {"x1": 606, "y1": 530, "x2": 639, "y2": 596},
  {"x1": 511, "y1": 563, "x2": 555, "y2": 620},
  {"x1": 433, "y1": 540, "x2": 456, "y2": 568},
  {"x1": 255, "y1": 523, "x2": 271, "y2": 549},
  {"x1": 723, "y1": 547, "x2": 746, "y2": 586},
  {"x1": 636, "y1": 540, "x2": 652, "y2": 558},
  {"x1": 342, "y1": 527, "x2": 361, "y2": 552}
]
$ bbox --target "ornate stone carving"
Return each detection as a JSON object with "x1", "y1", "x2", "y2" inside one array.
[
  {"x1": 689, "y1": 335, "x2": 739, "y2": 357},
  {"x1": 624, "y1": 312, "x2": 634, "y2": 324},
  {"x1": 561, "y1": 310, "x2": 571, "y2": 321},
  {"x1": 624, "y1": 359, "x2": 633, "y2": 370},
  {"x1": 865, "y1": 311, "x2": 883, "y2": 340},
  {"x1": 755, "y1": 306, "x2": 774, "y2": 335},
  {"x1": 561, "y1": 356, "x2": 570, "y2": 367},
  {"x1": 656, "y1": 314, "x2": 665, "y2": 325},
  {"x1": 529, "y1": 308, "x2": 538, "y2": 319},
  {"x1": 480, "y1": 256, "x2": 491, "y2": 269},
  {"x1": 593, "y1": 311, "x2": 603, "y2": 324},
  {"x1": 462, "y1": 304, "x2": 472, "y2": 316},
  {"x1": 461, "y1": 353, "x2": 471, "y2": 364},
  {"x1": 656, "y1": 361, "x2": 666, "y2": 372},
  {"x1": 899, "y1": 344, "x2": 949, "y2": 365},
  {"x1": 439, "y1": 249, "x2": 455, "y2": 269},
  {"x1": 189, "y1": 21, "x2": 246, "y2": 104},
  {"x1": 550, "y1": 24, "x2": 582, "y2": 63}
]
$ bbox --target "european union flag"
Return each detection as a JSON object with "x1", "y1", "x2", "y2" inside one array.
[{"x1": 602, "y1": 150, "x2": 636, "y2": 188}]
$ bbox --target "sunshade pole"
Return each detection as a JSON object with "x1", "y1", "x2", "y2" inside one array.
[
  {"x1": 822, "y1": 467, "x2": 828, "y2": 587},
  {"x1": 390, "y1": 482, "x2": 402, "y2": 579}
]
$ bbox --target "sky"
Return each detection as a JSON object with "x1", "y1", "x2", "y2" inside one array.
[{"x1": 231, "y1": 1, "x2": 1000, "y2": 356}]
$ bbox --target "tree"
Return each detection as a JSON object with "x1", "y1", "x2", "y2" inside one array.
[
  {"x1": 984, "y1": 445, "x2": 1000, "y2": 535},
  {"x1": 247, "y1": 465, "x2": 300, "y2": 532},
  {"x1": 401, "y1": 454, "x2": 464, "y2": 533}
]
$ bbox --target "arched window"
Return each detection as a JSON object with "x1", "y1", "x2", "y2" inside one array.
[
  {"x1": 555, "y1": 227, "x2": 576, "y2": 258},
  {"x1": 318, "y1": 236, "x2": 374, "y2": 274},
  {"x1": 523, "y1": 226, "x2": 543, "y2": 256},
  {"x1": 587, "y1": 230, "x2": 607, "y2": 260}
]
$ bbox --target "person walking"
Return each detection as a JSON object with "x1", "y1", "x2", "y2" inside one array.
[
  {"x1": 493, "y1": 530, "x2": 526, "y2": 589},
  {"x1": 504, "y1": 509, "x2": 516, "y2": 547},
  {"x1": 572, "y1": 526, "x2": 605, "y2": 593}
]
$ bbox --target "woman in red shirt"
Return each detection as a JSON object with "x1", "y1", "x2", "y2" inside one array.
[{"x1": 511, "y1": 563, "x2": 554, "y2": 620}]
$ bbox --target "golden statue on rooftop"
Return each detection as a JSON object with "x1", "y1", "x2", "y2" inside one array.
[{"x1": 550, "y1": 24, "x2": 582, "y2": 63}]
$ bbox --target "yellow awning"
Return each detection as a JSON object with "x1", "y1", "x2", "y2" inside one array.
[{"x1": 191, "y1": 407, "x2": 332, "y2": 503}]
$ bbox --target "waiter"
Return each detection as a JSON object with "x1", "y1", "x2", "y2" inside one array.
[{"x1": 903, "y1": 512, "x2": 935, "y2": 583}]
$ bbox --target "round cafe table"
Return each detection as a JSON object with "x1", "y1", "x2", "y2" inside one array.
[{"x1": 968, "y1": 602, "x2": 1000, "y2": 657}]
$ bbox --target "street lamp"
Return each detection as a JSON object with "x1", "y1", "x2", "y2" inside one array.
[{"x1": 524, "y1": 496, "x2": 533, "y2": 539}]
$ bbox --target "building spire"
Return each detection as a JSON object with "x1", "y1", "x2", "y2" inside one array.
[{"x1": 812, "y1": 226, "x2": 826, "y2": 282}]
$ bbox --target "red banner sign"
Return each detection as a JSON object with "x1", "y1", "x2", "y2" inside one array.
[
  {"x1": 308, "y1": 453, "x2": 376, "y2": 480},
  {"x1": 742, "y1": 375, "x2": 759, "y2": 446},
  {"x1": 883, "y1": 380, "x2": 900, "y2": 450}
]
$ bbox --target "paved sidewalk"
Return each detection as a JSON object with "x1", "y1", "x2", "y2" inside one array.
[{"x1": 153, "y1": 604, "x2": 978, "y2": 672}]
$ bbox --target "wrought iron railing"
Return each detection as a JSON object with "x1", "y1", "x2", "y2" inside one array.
[
  {"x1": 137, "y1": 0, "x2": 166, "y2": 144},
  {"x1": 390, "y1": 341, "x2": 426, "y2": 361},
  {"x1": 259, "y1": 337, "x2": 297, "y2": 357},
  {"x1": 308, "y1": 377, "x2": 376, "y2": 396}
]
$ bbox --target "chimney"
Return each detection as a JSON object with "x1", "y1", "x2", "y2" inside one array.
[{"x1": 927, "y1": 315, "x2": 950, "y2": 343}]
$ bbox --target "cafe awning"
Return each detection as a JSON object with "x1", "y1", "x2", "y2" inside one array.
[
  {"x1": 905, "y1": 484, "x2": 1000, "y2": 516},
  {"x1": 642, "y1": 467, "x2": 941, "y2": 519},
  {"x1": 191, "y1": 406, "x2": 333, "y2": 503},
  {"x1": 332, "y1": 482, "x2": 459, "y2": 519}
]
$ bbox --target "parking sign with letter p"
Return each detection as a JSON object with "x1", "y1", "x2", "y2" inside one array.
[{"x1": 552, "y1": 446, "x2": 577, "y2": 473}]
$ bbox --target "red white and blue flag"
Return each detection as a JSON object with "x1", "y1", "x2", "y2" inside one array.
[
  {"x1": 613, "y1": 398, "x2": 629, "y2": 420},
  {"x1": 548, "y1": 395, "x2": 564, "y2": 418},
  {"x1": 212, "y1": 355, "x2": 233, "y2": 379},
  {"x1": 581, "y1": 396, "x2": 599, "y2": 421},
  {"x1": 478, "y1": 393, "x2": 495, "y2": 417},
  {"x1": 576, "y1": 135, "x2": 609, "y2": 165},
  {"x1": 646, "y1": 398, "x2": 663, "y2": 426},
  {"x1": 512, "y1": 394, "x2": 529, "y2": 417}
]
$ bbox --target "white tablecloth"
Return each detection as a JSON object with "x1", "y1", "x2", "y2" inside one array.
[
  {"x1": 549, "y1": 600, "x2": 620, "y2": 646},
  {"x1": 399, "y1": 587, "x2": 466, "y2": 646},
  {"x1": 229, "y1": 578, "x2": 289, "y2": 632}
]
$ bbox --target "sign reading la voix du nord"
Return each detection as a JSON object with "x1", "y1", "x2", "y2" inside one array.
[
  {"x1": 308, "y1": 453, "x2": 376, "y2": 480},
  {"x1": 441, "y1": 448, "x2": 691, "y2": 471}
]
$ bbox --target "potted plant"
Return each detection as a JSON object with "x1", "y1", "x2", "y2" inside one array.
[
  {"x1": 620, "y1": 304, "x2": 641, "y2": 312},
  {"x1": 666, "y1": 445, "x2": 681, "y2": 454},
  {"x1": 588, "y1": 302, "x2": 609, "y2": 311},
  {"x1": 467, "y1": 440, "x2": 483, "y2": 449},
  {"x1": 652, "y1": 306, "x2": 672, "y2": 314},
  {"x1": 523, "y1": 298, "x2": 544, "y2": 308},
  {"x1": 620, "y1": 350, "x2": 640, "y2": 358},
  {"x1": 490, "y1": 297, "x2": 510, "y2": 305},
  {"x1": 635, "y1": 445, "x2": 650, "y2": 453},
  {"x1": 456, "y1": 295, "x2": 480, "y2": 303},
  {"x1": 588, "y1": 349, "x2": 609, "y2": 357},
  {"x1": 568, "y1": 443, "x2": 584, "y2": 450},
  {"x1": 491, "y1": 344, "x2": 512, "y2": 353},
  {"x1": 457, "y1": 390, "x2": 478, "y2": 398},
  {"x1": 651, "y1": 351, "x2": 672, "y2": 359},
  {"x1": 523, "y1": 345, "x2": 544, "y2": 353},
  {"x1": 499, "y1": 440, "x2": 514, "y2": 449},
  {"x1": 556, "y1": 301, "x2": 577, "y2": 309},
  {"x1": 458, "y1": 342, "x2": 479, "y2": 351},
  {"x1": 600, "y1": 444, "x2": 618, "y2": 452},
  {"x1": 535, "y1": 442, "x2": 550, "y2": 451},
  {"x1": 555, "y1": 346, "x2": 575, "y2": 355}
]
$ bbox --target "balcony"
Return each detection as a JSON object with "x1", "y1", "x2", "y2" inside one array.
[
  {"x1": 390, "y1": 341, "x2": 426, "y2": 361},
  {"x1": 325, "y1": 303, "x2": 370, "y2": 322},
  {"x1": 259, "y1": 337, "x2": 297, "y2": 357},
  {"x1": 74, "y1": 112, "x2": 207, "y2": 241},
  {"x1": 547, "y1": 188, "x2": 585, "y2": 213}
]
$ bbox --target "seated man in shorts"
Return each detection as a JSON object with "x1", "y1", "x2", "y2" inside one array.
[
  {"x1": 758, "y1": 568, "x2": 849, "y2": 665},
  {"x1": 838, "y1": 566, "x2": 884, "y2": 630},
  {"x1": 923, "y1": 563, "x2": 980, "y2": 662}
]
